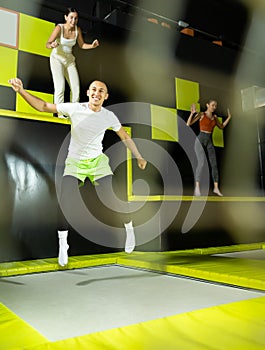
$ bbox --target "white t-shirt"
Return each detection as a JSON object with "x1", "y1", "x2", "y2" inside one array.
[{"x1": 57, "y1": 102, "x2": 122, "y2": 159}]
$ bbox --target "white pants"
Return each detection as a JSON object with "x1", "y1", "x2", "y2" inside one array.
[{"x1": 50, "y1": 52, "x2": 80, "y2": 106}]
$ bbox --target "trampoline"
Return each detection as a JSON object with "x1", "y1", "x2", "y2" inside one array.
[{"x1": 1, "y1": 243, "x2": 265, "y2": 350}]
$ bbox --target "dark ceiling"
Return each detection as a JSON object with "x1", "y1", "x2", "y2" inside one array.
[
  {"x1": 35, "y1": 0, "x2": 250, "y2": 51},
  {"x1": 98, "y1": 0, "x2": 249, "y2": 49},
  {"x1": 0, "y1": 0, "x2": 251, "y2": 49},
  {"x1": 110, "y1": 0, "x2": 249, "y2": 46}
]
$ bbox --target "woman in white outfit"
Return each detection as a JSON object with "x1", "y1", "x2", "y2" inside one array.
[{"x1": 46, "y1": 7, "x2": 99, "y2": 117}]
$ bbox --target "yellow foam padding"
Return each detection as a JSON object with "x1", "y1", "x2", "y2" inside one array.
[
  {"x1": 1, "y1": 243, "x2": 265, "y2": 291},
  {"x1": 151, "y1": 105, "x2": 178, "y2": 142},
  {"x1": 0, "y1": 108, "x2": 70, "y2": 124},
  {"x1": 16, "y1": 90, "x2": 54, "y2": 117},
  {"x1": 0, "y1": 252, "x2": 128, "y2": 277},
  {"x1": 117, "y1": 245, "x2": 265, "y2": 291},
  {"x1": 0, "y1": 46, "x2": 18, "y2": 86},
  {"x1": 175, "y1": 77, "x2": 200, "y2": 111},
  {"x1": 25, "y1": 296, "x2": 265, "y2": 350},
  {"x1": 19, "y1": 13, "x2": 55, "y2": 57},
  {"x1": 212, "y1": 116, "x2": 224, "y2": 147},
  {"x1": 1, "y1": 245, "x2": 265, "y2": 349},
  {"x1": 0, "y1": 303, "x2": 48, "y2": 350}
]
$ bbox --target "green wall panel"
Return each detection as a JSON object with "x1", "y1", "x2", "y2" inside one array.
[
  {"x1": 151, "y1": 104, "x2": 178, "y2": 142},
  {"x1": 16, "y1": 90, "x2": 53, "y2": 116},
  {"x1": 212, "y1": 117, "x2": 224, "y2": 147},
  {"x1": 0, "y1": 46, "x2": 18, "y2": 86},
  {"x1": 175, "y1": 77, "x2": 200, "y2": 112},
  {"x1": 19, "y1": 13, "x2": 54, "y2": 57}
]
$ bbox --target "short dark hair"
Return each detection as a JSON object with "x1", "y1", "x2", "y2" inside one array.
[{"x1": 86, "y1": 80, "x2": 109, "y2": 93}]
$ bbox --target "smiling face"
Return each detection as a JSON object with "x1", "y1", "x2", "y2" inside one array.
[
  {"x1": 87, "y1": 81, "x2": 109, "y2": 112},
  {"x1": 64, "y1": 11, "x2": 78, "y2": 28}
]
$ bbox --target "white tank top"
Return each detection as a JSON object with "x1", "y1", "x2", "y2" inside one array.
[{"x1": 54, "y1": 24, "x2": 78, "y2": 55}]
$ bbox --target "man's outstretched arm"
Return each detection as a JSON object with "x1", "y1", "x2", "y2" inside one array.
[
  {"x1": 8, "y1": 78, "x2": 57, "y2": 114},
  {"x1": 116, "y1": 126, "x2": 147, "y2": 170}
]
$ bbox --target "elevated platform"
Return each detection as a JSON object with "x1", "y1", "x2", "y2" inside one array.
[
  {"x1": 0, "y1": 108, "x2": 70, "y2": 124},
  {"x1": 1, "y1": 108, "x2": 264, "y2": 202}
]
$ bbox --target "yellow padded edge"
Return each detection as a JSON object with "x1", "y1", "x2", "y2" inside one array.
[
  {"x1": 0, "y1": 109, "x2": 70, "y2": 124},
  {"x1": 1, "y1": 246, "x2": 265, "y2": 349},
  {"x1": 1, "y1": 244, "x2": 265, "y2": 291},
  {"x1": 0, "y1": 244, "x2": 264, "y2": 277},
  {"x1": 128, "y1": 194, "x2": 265, "y2": 202},
  {"x1": 0, "y1": 252, "x2": 131, "y2": 277},
  {"x1": 0, "y1": 303, "x2": 48, "y2": 350},
  {"x1": 26, "y1": 297, "x2": 265, "y2": 350},
  {"x1": 125, "y1": 127, "x2": 133, "y2": 198},
  {"x1": 117, "y1": 244, "x2": 265, "y2": 291},
  {"x1": 163, "y1": 242, "x2": 265, "y2": 255}
]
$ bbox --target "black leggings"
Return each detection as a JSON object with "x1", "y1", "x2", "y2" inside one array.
[
  {"x1": 58, "y1": 175, "x2": 131, "y2": 231},
  {"x1": 195, "y1": 132, "x2": 219, "y2": 183}
]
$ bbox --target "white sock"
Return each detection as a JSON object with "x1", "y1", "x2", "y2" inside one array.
[
  {"x1": 124, "y1": 221, "x2": 135, "y2": 254},
  {"x1": 58, "y1": 230, "x2": 69, "y2": 266}
]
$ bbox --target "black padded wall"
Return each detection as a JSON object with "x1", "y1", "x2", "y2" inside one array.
[{"x1": 0, "y1": 1, "x2": 264, "y2": 262}]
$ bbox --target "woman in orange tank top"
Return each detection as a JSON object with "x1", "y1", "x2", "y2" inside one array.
[{"x1": 186, "y1": 99, "x2": 231, "y2": 196}]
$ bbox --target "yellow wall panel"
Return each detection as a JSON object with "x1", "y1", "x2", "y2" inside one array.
[
  {"x1": 212, "y1": 117, "x2": 224, "y2": 147},
  {"x1": 0, "y1": 46, "x2": 18, "y2": 86},
  {"x1": 19, "y1": 13, "x2": 55, "y2": 57},
  {"x1": 176, "y1": 77, "x2": 200, "y2": 111},
  {"x1": 16, "y1": 90, "x2": 53, "y2": 116},
  {"x1": 151, "y1": 105, "x2": 178, "y2": 142}
]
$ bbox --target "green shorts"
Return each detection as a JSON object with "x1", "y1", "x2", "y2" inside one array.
[{"x1": 63, "y1": 154, "x2": 113, "y2": 184}]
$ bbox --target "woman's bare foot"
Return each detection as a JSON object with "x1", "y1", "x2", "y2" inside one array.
[
  {"x1": 194, "y1": 188, "x2": 201, "y2": 196},
  {"x1": 213, "y1": 188, "x2": 223, "y2": 196}
]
